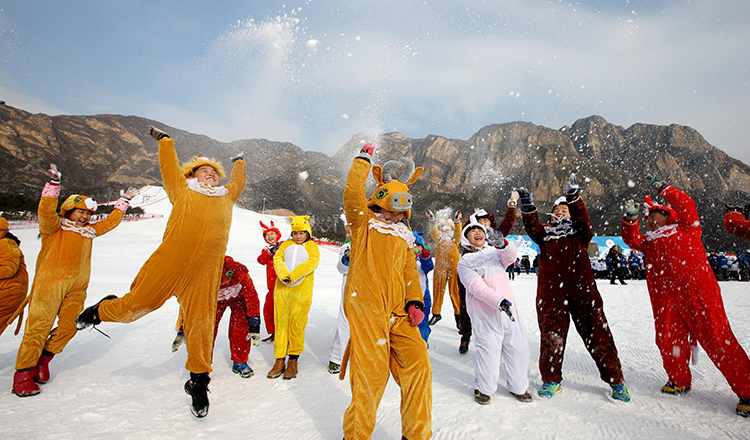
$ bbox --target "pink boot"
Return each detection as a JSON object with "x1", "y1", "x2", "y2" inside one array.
[
  {"x1": 33, "y1": 352, "x2": 55, "y2": 384},
  {"x1": 12, "y1": 369, "x2": 41, "y2": 397}
]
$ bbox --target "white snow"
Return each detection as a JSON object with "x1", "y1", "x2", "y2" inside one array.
[{"x1": 1, "y1": 198, "x2": 749, "y2": 439}]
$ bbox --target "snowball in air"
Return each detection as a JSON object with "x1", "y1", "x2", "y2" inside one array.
[
  {"x1": 342, "y1": 114, "x2": 349, "y2": 120},
  {"x1": 299, "y1": 171, "x2": 309, "y2": 180},
  {"x1": 306, "y1": 39, "x2": 320, "y2": 53},
  {"x1": 627, "y1": 180, "x2": 635, "y2": 188}
]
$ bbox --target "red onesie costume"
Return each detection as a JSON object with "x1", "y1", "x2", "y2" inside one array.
[
  {"x1": 724, "y1": 210, "x2": 750, "y2": 241},
  {"x1": 257, "y1": 221, "x2": 281, "y2": 339},
  {"x1": 622, "y1": 185, "x2": 750, "y2": 402}
]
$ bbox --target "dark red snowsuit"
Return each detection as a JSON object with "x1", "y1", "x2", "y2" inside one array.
[
  {"x1": 212, "y1": 257, "x2": 260, "y2": 364},
  {"x1": 622, "y1": 185, "x2": 750, "y2": 397},
  {"x1": 523, "y1": 196, "x2": 624, "y2": 385},
  {"x1": 257, "y1": 244, "x2": 278, "y2": 335},
  {"x1": 724, "y1": 211, "x2": 750, "y2": 241}
]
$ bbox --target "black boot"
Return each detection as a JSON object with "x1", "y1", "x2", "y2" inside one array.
[
  {"x1": 428, "y1": 314, "x2": 442, "y2": 326},
  {"x1": 75, "y1": 295, "x2": 118, "y2": 330},
  {"x1": 459, "y1": 336, "x2": 471, "y2": 355},
  {"x1": 184, "y1": 372, "x2": 211, "y2": 418}
]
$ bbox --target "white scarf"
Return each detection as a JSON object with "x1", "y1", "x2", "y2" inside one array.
[
  {"x1": 369, "y1": 213, "x2": 416, "y2": 247},
  {"x1": 186, "y1": 177, "x2": 229, "y2": 197},
  {"x1": 60, "y1": 219, "x2": 97, "y2": 238},
  {"x1": 645, "y1": 223, "x2": 679, "y2": 241},
  {"x1": 543, "y1": 221, "x2": 574, "y2": 241},
  {"x1": 217, "y1": 283, "x2": 242, "y2": 301}
]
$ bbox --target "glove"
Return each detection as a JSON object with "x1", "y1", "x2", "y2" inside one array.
[
  {"x1": 565, "y1": 173, "x2": 579, "y2": 201},
  {"x1": 119, "y1": 187, "x2": 137, "y2": 201},
  {"x1": 624, "y1": 199, "x2": 640, "y2": 221},
  {"x1": 420, "y1": 248, "x2": 431, "y2": 259},
  {"x1": 356, "y1": 143, "x2": 379, "y2": 160},
  {"x1": 452, "y1": 210, "x2": 462, "y2": 223},
  {"x1": 425, "y1": 210, "x2": 436, "y2": 223},
  {"x1": 407, "y1": 304, "x2": 425, "y2": 326},
  {"x1": 149, "y1": 126, "x2": 171, "y2": 141},
  {"x1": 281, "y1": 276, "x2": 292, "y2": 285},
  {"x1": 230, "y1": 152, "x2": 244, "y2": 163},
  {"x1": 246, "y1": 317, "x2": 260, "y2": 345},
  {"x1": 171, "y1": 328, "x2": 185, "y2": 352},
  {"x1": 268, "y1": 242, "x2": 281, "y2": 255},
  {"x1": 517, "y1": 187, "x2": 535, "y2": 212},
  {"x1": 498, "y1": 299, "x2": 515, "y2": 322},
  {"x1": 646, "y1": 173, "x2": 662, "y2": 190},
  {"x1": 486, "y1": 228, "x2": 501, "y2": 245},
  {"x1": 48, "y1": 163, "x2": 62, "y2": 183},
  {"x1": 508, "y1": 191, "x2": 519, "y2": 207}
]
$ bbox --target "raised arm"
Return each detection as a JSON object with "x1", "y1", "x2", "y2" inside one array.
[
  {"x1": 660, "y1": 185, "x2": 700, "y2": 234},
  {"x1": 92, "y1": 197, "x2": 130, "y2": 237},
  {"x1": 226, "y1": 158, "x2": 247, "y2": 202},
  {"x1": 724, "y1": 211, "x2": 750, "y2": 240},
  {"x1": 343, "y1": 154, "x2": 373, "y2": 232},
  {"x1": 568, "y1": 196, "x2": 594, "y2": 244}
]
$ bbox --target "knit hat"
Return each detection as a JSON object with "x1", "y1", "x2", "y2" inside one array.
[
  {"x1": 260, "y1": 220, "x2": 281, "y2": 242},
  {"x1": 552, "y1": 196, "x2": 569, "y2": 208},
  {"x1": 643, "y1": 195, "x2": 677, "y2": 222},
  {"x1": 180, "y1": 156, "x2": 226, "y2": 178},
  {"x1": 367, "y1": 157, "x2": 424, "y2": 219},
  {"x1": 59, "y1": 194, "x2": 97, "y2": 216},
  {"x1": 289, "y1": 215, "x2": 312, "y2": 237},
  {"x1": 460, "y1": 217, "x2": 489, "y2": 250},
  {"x1": 222, "y1": 255, "x2": 249, "y2": 282},
  {"x1": 413, "y1": 231, "x2": 426, "y2": 247}
]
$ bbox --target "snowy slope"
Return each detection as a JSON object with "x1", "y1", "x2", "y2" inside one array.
[{"x1": 1, "y1": 199, "x2": 749, "y2": 439}]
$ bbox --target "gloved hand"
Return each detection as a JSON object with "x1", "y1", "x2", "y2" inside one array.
[
  {"x1": 486, "y1": 228, "x2": 501, "y2": 245},
  {"x1": 420, "y1": 248, "x2": 431, "y2": 259},
  {"x1": 407, "y1": 304, "x2": 425, "y2": 326},
  {"x1": 623, "y1": 199, "x2": 640, "y2": 222},
  {"x1": 425, "y1": 210, "x2": 436, "y2": 223},
  {"x1": 281, "y1": 276, "x2": 292, "y2": 285},
  {"x1": 646, "y1": 173, "x2": 662, "y2": 190},
  {"x1": 149, "y1": 126, "x2": 171, "y2": 141},
  {"x1": 268, "y1": 242, "x2": 281, "y2": 255},
  {"x1": 171, "y1": 328, "x2": 185, "y2": 352},
  {"x1": 119, "y1": 187, "x2": 137, "y2": 201},
  {"x1": 517, "y1": 188, "x2": 534, "y2": 212},
  {"x1": 357, "y1": 143, "x2": 379, "y2": 160},
  {"x1": 230, "y1": 152, "x2": 244, "y2": 163},
  {"x1": 508, "y1": 191, "x2": 519, "y2": 207},
  {"x1": 498, "y1": 299, "x2": 515, "y2": 322},
  {"x1": 48, "y1": 163, "x2": 62, "y2": 183},
  {"x1": 452, "y1": 210, "x2": 462, "y2": 223},
  {"x1": 565, "y1": 173, "x2": 579, "y2": 201},
  {"x1": 247, "y1": 317, "x2": 261, "y2": 345}
]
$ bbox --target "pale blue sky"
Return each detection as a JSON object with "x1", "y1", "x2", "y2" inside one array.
[{"x1": 1, "y1": 1, "x2": 748, "y2": 164}]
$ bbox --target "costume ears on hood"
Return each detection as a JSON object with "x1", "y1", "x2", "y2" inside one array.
[
  {"x1": 643, "y1": 195, "x2": 677, "y2": 220},
  {"x1": 289, "y1": 215, "x2": 312, "y2": 236},
  {"x1": 368, "y1": 157, "x2": 424, "y2": 219},
  {"x1": 60, "y1": 194, "x2": 97, "y2": 216},
  {"x1": 372, "y1": 158, "x2": 424, "y2": 186},
  {"x1": 260, "y1": 220, "x2": 281, "y2": 241}
]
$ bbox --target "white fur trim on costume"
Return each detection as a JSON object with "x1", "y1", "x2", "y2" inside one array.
[
  {"x1": 217, "y1": 283, "x2": 242, "y2": 301},
  {"x1": 60, "y1": 219, "x2": 97, "y2": 238},
  {"x1": 186, "y1": 177, "x2": 229, "y2": 197},
  {"x1": 645, "y1": 223, "x2": 679, "y2": 241},
  {"x1": 369, "y1": 214, "x2": 416, "y2": 247}
]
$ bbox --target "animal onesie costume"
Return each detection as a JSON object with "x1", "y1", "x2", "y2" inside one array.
[
  {"x1": 0, "y1": 221, "x2": 29, "y2": 336},
  {"x1": 429, "y1": 217, "x2": 462, "y2": 317},
  {"x1": 329, "y1": 241, "x2": 351, "y2": 367},
  {"x1": 622, "y1": 186, "x2": 750, "y2": 398},
  {"x1": 212, "y1": 256, "x2": 260, "y2": 366},
  {"x1": 257, "y1": 221, "x2": 281, "y2": 337},
  {"x1": 724, "y1": 210, "x2": 750, "y2": 241},
  {"x1": 272, "y1": 216, "x2": 320, "y2": 361},
  {"x1": 95, "y1": 137, "x2": 246, "y2": 375},
  {"x1": 457, "y1": 219, "x2": 529, "y2": 398},
  {"x1": 522, "y1": 196, "x2": 624, "y2": 386},
  {"x1": 458, "y1": 207, "x2": 517, "y2": 343},
  {"x1": 413, "y1": 232, "x2": 434, "y2": 345},
  {"x1": 341, "y1": 152, "x2": 432, "y2": 440},
  {"x1": 15, "y1": 185, "x2": 127, "y2": 376}
]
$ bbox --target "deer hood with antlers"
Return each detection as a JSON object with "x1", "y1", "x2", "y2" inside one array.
[{"x1": 367, "y1": 157, "x2": 424, "y2": 219}]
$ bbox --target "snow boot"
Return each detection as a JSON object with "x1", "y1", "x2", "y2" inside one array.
[
  {"x1": 328, "y1": 361, "x2": 341, "y2": 374},
  {"x1": 458, "y1": 336, "x2": 470, "y2": 355},
  {"x1": 474, "y1": 389, "x2": 490, "y2": 405},
  {"x1": 538, "y1": 381, "x2": 562, "y2": 398},
  {"x1": 33, "y1": 350, "x2": 55, "y2": 384},
  {"x1": 232, "y1": 362, "x2": 254, "y2": 378},
  {"x1": 184, "y1": 372, "x2": 210, "y2": 418},
  {"x1": 267, "y1": 358, "x2": 285, "y2": 379},
  {"x1": 510, "y1": 391, "x2": 533, "y2": 403},
  {"x1": 283, "y1": 358, "x2": 298, "y2": 380},
  {"x1": 737, "y1": 396, "x2": 750, "y2": 418},
  {"x1": 262, "y1": 334, "x2": 274, "y2": 344},
  {"x1": 661, "y1": 381, "x2": 691, "y2": 395},
  {"x1": 12, "y1": 369, "x2": 40, "y2": 397},
  {"x1": 611, "y1": 382, "x2": 631, "y2": 402},
  {"x1": 428, "y1": 314, "x2": 442, "y2": 326},
  {"x1": 75, "y1": 295, "x2": 118, "y2": 330}
]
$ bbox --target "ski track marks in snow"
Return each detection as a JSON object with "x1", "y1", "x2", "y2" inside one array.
[{"x1": 1, "y1": 200, "x2": 750, "y2": 439}]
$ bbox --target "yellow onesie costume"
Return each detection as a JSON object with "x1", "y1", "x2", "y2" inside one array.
[
  {"x1": 0, "y1": 220, "x2": 29, "y2": 336},
  {"x1": 341, "y1": 151, "x2": 432, "y2": 440},
  {"x1": 429, "y1": 218, "x2": 462, "y2": 317},
  {"x1": 272, "y1": 216, "x2": 320, "y2": 361},
  {"x1": 16, "y1": 189, "x2": 125, "y2": 371},
  {"x1": 95, "y1": 137, "x2": 246, "y2": 374}
]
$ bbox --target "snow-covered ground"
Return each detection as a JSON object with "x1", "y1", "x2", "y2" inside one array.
[{"x1": 1, "y1": 199, "x2": 749, "y2": 439}]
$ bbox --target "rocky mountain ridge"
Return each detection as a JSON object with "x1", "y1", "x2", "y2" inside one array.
[{"x1": 1, "y1": 102, "x2": 748, "y2": 251}]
